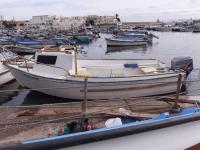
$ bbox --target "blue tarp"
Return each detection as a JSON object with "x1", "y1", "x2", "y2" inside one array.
[{"x1": 124, "y1": 64, "x2": 138, "y2": 68}]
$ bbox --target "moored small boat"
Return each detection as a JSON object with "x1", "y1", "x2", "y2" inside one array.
[
  {"x1": 4, "y1": 45, "x2": 40, "y2": 55},
  {"x1": 16, "y1": 38, "x2": 71, "y2": 49},
  {"x1": 106, "y1": 37, "x2": 148, "y2": 47},
  {"x1": 113, "y1": 30, "x2": 158, "y2": 43},
  {"x1": 3, "y1": 107, "x2": 200, "y2": 150},
  {"x1": 193, "y1": 28, "x2": 200, "y2": 33},
  {"x1": 4, "y1": 47, "x2": 193, "y2": 100},
  {"x1": 71, "y1": 35, "x2": 92, "y2": 45},
  {"x1": 0, "y1": 36, "x2": 13, "y2": 45}
]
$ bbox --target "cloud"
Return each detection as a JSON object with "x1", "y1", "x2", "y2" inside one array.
[{"x1": 0, "y1": 0, "x2": 200, "y2": 21}]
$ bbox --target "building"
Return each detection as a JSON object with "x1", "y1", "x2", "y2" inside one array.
[
  {"x1": 86, "y1": 15, "x2": 117, "y2": 25},
  {"x1": 52, "y1": 16, "x2": 86, "y2": 30},
  {"x1": 27, "y1": 15, "x2": 117, "y2": 30},
  {"x1": 0, "y1": 16, "x2": 3, "y2": 21},
  {"x1": 28, "y1": 15, "x2": 54, "y2": 29},
  {"x1": 96, "y1": 16, "x2": 116, "y2": 25},
  {"x1": 192, "y1": 19, "x2": 200, "y2": 28},
  {"x1": 15, "y1": 21, "x2": 26, "y2": 30},
  {"x1": 0, "y1": 16, "x2": 3, "y2": 29},
  {"x1": 27, "y1": 15, "x2": 85, "y2": 30}
]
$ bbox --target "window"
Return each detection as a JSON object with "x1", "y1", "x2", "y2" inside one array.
[{"x1": 37, "y1": 55, "x2": 57, "y2": 65}]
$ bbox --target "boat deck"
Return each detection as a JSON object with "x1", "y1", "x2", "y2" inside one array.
[{"x1": 9, "y1": 58, "x2": 174, "y2": 79}]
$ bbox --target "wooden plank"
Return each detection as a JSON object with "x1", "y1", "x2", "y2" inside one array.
[
  {"x1": 104, "y1": 112, "x2": 158, "y2": 119},
  {"x1": 160, "y1": 98, "x2": 199, "y2": 105},
  {"x1": 129, "y1": 112, "x2": 158, "y2": 119},
  {"x1": 185, "y1": 143, "x2": 200, "y2": 150}
]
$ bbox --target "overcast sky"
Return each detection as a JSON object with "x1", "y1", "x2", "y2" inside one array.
[{"x1": 0, "y1": 0, "x2": 200, "y2": 21}]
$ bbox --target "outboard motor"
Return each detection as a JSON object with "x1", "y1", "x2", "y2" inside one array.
[{"x1": 171, "y1": 56, "x2": 193, "y2": 77}]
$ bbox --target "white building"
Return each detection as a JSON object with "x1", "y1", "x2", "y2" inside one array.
[
  {"x1": 52, "y1": 16, "x2": 85, "y2": 30},
  {"x1": 27, "y1": 15, "x2": 117, "y2": 30},
  {"x1": 27, "y1": 15, "x2": 85, "y2": 30},
  {"x1": 96, "y1": 16, "x2": 116, "y2": 25},
  {"x1": 87, "y1": 15, "x2": 117, "y2": 25},
  {"x1": 0, "y1": 16, "x2": 3, "y2": 28},
  {"x1": 28, "y1": 15, "x2": 54, "y2": 29},
  {"x1": 0, "y1": 16, "x2": 3, "y2": 21}
]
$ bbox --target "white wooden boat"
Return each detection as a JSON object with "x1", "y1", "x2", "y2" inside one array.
[
  {"x1": 106, "y1": 37, "x2": 148, "y2": 47},
  {"x1": 3, "y1": 108, "x2": 200, "y2": 150},
  {"x1": 6, "y1": 45, "x2": 40, "y2": 55},
  {"x1": 111, "y1": 30, "x2": 158, "y2": 45},
  {"x1": 0, "y1": 62, "x2": 14, "y2": 86},
  {"x1": 5, "y1": 49, "x2": 193, "y2": 100}
]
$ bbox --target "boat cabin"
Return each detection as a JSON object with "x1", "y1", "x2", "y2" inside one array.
[
  {"x1": 33, "y1": 51, "x2": 76, "y2": 77},
  {"x1": 32, "y1": 50, "x2": 168, "y2": 78}
]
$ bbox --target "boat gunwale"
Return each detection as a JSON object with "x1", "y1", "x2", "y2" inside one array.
[
  {"x1": 6, "y1": 64, "x2": 182, "y2": 83},
  {"x1": 0, "y1": 69, "x2": 9, "y2": 76},
  {"x1": 105, "y1": 37, "x2": 146, "y2": 42},
  {"x1": 22, "y1": 108, "x2": 200, "y2": 144}
]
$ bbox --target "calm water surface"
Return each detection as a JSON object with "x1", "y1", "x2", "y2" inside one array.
[{"x1": 1, "y1": 31, "x2": 200, "y2": 105}]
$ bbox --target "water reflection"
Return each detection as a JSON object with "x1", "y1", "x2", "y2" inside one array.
[
  {"x1": 0, "y1": 81, "x2": 19, "y2": 105},
  {"x1": 22, "y1": 91, "x2": 76, "y2": 105}
]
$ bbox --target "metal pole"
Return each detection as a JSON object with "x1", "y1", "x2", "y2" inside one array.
[
  {"x1": 175, "y1": 74, "x2": 182, "y2": 106},
  {"x1": 24, "y1": 59, "x2": 29, "y2": 72},
  {"x1": 82, "y1": 78, "x2": 88, "y2": 117},
  {"x1": 74, "y1": 47, "x2": 78, "y2": 76}
]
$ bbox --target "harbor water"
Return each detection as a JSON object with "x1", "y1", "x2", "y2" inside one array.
[{"x1": 1, "y1": 31, "x2": 200, "y2": 105}]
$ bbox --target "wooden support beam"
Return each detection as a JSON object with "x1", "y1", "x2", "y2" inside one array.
[
  {"x1": 175, "y1": 74, "x2": 182, "y2": 106},
  {"x1": 82, "y1": 78, "x2": 88, "y2": 117}
]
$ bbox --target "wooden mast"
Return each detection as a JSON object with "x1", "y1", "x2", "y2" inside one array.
[{"x1": 74, "y1": 46, "x2": 78, "y2": 76}]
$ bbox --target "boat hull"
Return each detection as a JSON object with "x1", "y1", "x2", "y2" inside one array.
[
  {"x1": 0, "y1": 63, "x2": 15, "y2": 86},
  {"x1": 61, "y1": 119, "x2": 200, "y2": 150},
  {"x1": 7, "y1": 65, "x2": 184, "y2": 100},
  {"x1": 73, "y1": 36, "x2": 91, "y2": 45},
  {"x1": 17, "y1": 44, "x2": 55, "y2": 49},
  {"x1": 7, "y1": 46, "x2": 39, "y2": 55},
  {"x1": 106, "y1": 38, "x2": 147, "y2": 47}
]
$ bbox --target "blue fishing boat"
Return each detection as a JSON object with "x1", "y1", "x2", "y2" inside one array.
[
  {"x1": 116, "y1": 30, "x2": 158, "y2": 43},
  {"x1": 2, "y1": 108, "x2": 200, "y2": 150},
  {"x1": 0, "y1": 35, "x2": 13, "y2": 45},
  {"x1": 106, "y1": 36, "x2": 148, "y2": 47},
  {"x1": 15, "y1": 37, "x2": 71, "y2": 48},
  {"x1": 71, "y1": 35, "x2": 91, "y2": 45}
]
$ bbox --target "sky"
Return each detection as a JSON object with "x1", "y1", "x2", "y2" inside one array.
[{"x1": 0, "y1": 0, "x2": 200, "y2": 21}]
